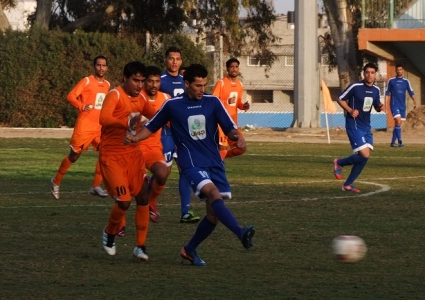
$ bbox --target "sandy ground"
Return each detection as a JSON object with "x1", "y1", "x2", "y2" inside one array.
[{"x1": 0, "y1": 126, "x2": 424, "y2": 144}]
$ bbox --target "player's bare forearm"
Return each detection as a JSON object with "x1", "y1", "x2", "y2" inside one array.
[
  {"x1": 124, "y1": 126, "x2": 153, "y2": 144},
  {"x1": 227, "y1": 129, "x2": 246, "y2": 149}
]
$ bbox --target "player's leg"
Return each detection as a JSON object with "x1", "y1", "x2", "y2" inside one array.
[
  {"x1": 100, "y1": 153, "x2": 132, "y2": 255},
  {"x1": 51, "y1": 147, "x2": 81, "y2": 199},
  {"x1": 147, "y1": 155, "x2": 169, "y2": 223},
  {"x1": 397, "y1": 109, "x2": 406, "y2": 146},
  {"x1": 89, "y1": 136, "x2": 107, "y2": 197},
  {"x1": 391, "y1": 107, "x2": 402, "y2": 147},
  {"x1": 218, "y1": 126, "x2": 228, "y2": 160},
  {"x1": 133, "y1": 168, "x2": 150, "y2": 261}
]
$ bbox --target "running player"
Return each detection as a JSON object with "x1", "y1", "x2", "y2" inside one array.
[
  {"x1": 159, "y1": 46, "x2": 200, "y2": 224},
  {"x1": 212, "y1": 58, "x2": 250, "y2": 159},
  {"x1": 125, "y1": 64, "x2": 256, "y2": 266},
  {"x1": 385, "y1": 64, "x2": 417, "y2": 147},
  {"x1": 50, "y1": 55, "x2": 110, "y2": 199},
  {"x1": 100, "y1": 61, "x2": 156, "y2": 261},
  {"x1": 333, "y1": 62, "x2": 385, "y2": 193}
]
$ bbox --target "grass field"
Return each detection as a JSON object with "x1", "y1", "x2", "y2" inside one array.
[{"x1": 1, "y1": 138, "x2": 424, "y2": 300}]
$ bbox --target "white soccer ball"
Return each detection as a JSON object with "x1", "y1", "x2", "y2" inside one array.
[{"x1": 332, "y1": 235, "x2": 367, "y2": 263}]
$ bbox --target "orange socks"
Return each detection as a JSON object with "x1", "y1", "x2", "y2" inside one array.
[
  {"x1": 53, "y1": 156, "x2": 72, "y2": 185},
  {"x1": 106, "y1": 203, "x2": 127, "y2": 235},
  {"x1": 92, "y1": 160, "x2": 102, "y2": 187},
  {"x1": 224, "y1": 147, "x2": 245, "y2": 158},
  {"x1": 148, "y1": 180, "x2": 165, "y2": 207},
  {"x1": 135, "y1": 205, "x2": 149, "y2": 247}
]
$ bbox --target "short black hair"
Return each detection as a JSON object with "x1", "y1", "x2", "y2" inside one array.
[
  {"x1": 165, "y1": 46, "x2": 182, "y2": 58},
  {"x1": 145, "y1": 65, "x2": 162, "y2": 78},
  {"x1": 183, "y1": 64, "x2": 208, "y2": 83},
  {"x1": 226, "y1": 58, "x2": 240, "y2": 69},
  {"x1": 395, "y1": 64, "x2": 403, "y2": 69},
  {"x1": 123, "y1": 61, "x2": 146, "y2": 78},
  {"x1": 363, "y1": 62, "x2": 378, "y2": 72},
  {"x1": 93, "y1": 55, "x2": 107, "y2": 66}
]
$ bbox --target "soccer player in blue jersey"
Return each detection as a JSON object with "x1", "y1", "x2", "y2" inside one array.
[
  {"x1": 385, "y1": 64, "x2": 417, "y2": 147},
  {"x1": 333, "y1": 62, "x2": 386, "y2": 193},
  {"x1": 124, "y1": 64, "x2": 255, "y2": 266},
  {"x1": 158, "y1": 46, "x2": 200, "y2": 224}
]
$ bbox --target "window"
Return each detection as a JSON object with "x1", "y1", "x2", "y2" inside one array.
[
  {"x1": 247, "y1": 90, "x2": 273, "y2": 103},
  {"x1": 247, "y1": 56, "x2": 266, "y2": 66},
  {"x1": 285, "y1": 56, "x2": 294, "y2": 66}
]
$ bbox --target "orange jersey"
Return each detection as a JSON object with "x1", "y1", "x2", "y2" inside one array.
[
  {"x1": 99, "y1": 86, "x2": 157, "y2": 155},
  {"x1": 67, "y1": 75, "x2": 110, "y2": 134},
  {"x1": 212, "y1": 77, "x2": 244, "y2": 124},
  {"x1": 139, "y1": 90, "x2": 170, "y2": 148}
]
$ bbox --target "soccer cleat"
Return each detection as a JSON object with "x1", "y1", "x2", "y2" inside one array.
[
  {"x1": 149, "y1": 204, "x2": 160, "y2": 223},
  {"x1": 115, "y1": 225, "x2": 126, "y2": 237},
  {"x1": 333, "y1": 158, "x2": 342, "y2": 180},
  {"x1": 342, "y1": 185, "x2": 360, "y2": 193},
  {"x1": 50, "y1": 177, "x2": 60, "y2": 199},
  {"x1": 102, "y1": 226, "x2": 116, "y2": 255},
  {"x1": 241, "y1": 225, "x2": 256, "y2": 249},
  {"x1": 390, "y1": 143, "x2": 399, "y2": 147},
  {"x1": 398, "y1": 142, "x2": 405, "y2": 147},
  {"x1": 180, "y1": 247, "x2": 206, "y2": 266},
  {"x1": 89, "y1": 186, "x2": 108, "y2": 198},
  {"x1": 133, "y1": 246, "x2": 148, "y2": 261},
  {"x1": 180, "y1": 210, "x2": 201, "y2": 224}
]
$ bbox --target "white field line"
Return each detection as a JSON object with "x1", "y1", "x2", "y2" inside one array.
[{"x1": 3, "y1": 176, "x2": 424, "y2": 210}]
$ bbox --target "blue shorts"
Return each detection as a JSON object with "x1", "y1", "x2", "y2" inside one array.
[
  {"x1": 161, "y1": 133, "x2": 176, "y2": 166},
  {"x1": 346, "y1": 128, "x2": 374, "y2": 153},
  {"x1": 391, "y1": 105, "x2": 406, "y2": 120},
  {"x1": 182, "y1": 166, "x2": 231, "y2": 201}
]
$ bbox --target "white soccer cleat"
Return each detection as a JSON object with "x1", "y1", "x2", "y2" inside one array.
[
  {"x1": 102, "y1": 227, "x2": 116, "y2": 255},
  {"x1": 90, "y1": 186, "x2": 108, "y2": 198},
  {"x1": 50, "y1": 177, "x2": 60, "y2": 199},
  {"x1": 133, "y1": 246, "x2": 148, "y2": 261}
]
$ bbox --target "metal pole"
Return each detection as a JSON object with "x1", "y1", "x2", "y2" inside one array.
[
  {"x1": 361, "y1": 0, "x2": 365, "y2": 28},
  {"x1": 389, "y1": 0, "x2": 394, "y2": 28}
]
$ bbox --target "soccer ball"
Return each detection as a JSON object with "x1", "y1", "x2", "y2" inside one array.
[{"x1": 332, "y1": 235, "x2": 367, "y2": 263}]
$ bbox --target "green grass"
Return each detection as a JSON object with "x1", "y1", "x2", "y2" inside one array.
[{"x1": 1, "y1": 138, "x2": 425, "y2": 300}]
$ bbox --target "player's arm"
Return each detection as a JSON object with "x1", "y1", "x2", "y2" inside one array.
[
  {"x1": 227, "y1": 128, "x2": 246, "y2": 150},
  {"x1": 373, "y1": 93, "x2": 385, "y2": 113},
  {"x1": 336, "y1": 98, "x2": 359, "y2": 118},
  {"x1": 124, "y1": 126, "x2": 153, "y2": 144},
  {"x1": 407, "y1": 81, "x2": 417, "y2": 108},
  {"x1": 67, "y1": 78, "x2": 89, "y2": 111}
]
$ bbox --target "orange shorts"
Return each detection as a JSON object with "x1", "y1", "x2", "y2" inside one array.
[
  {"x1": 139, "y1": 143, "x2": 166, "y2": 171},
  {"x1": 70, "y1": 130, "x2": 100, "y2": 153},
  {"x1": 99, "y1": 150, "x2": 147, "y2": 201},
  {"x1": 218, "y1": 127, "x2": 244, "y2": 149}
]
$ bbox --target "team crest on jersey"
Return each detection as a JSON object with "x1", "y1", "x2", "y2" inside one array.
[
  {"x1": 188, "y1": 115, "x2": 206, "y2": 140},
  {"x1": 95, "y1": 93, "x2": 106, "y2": 109}
]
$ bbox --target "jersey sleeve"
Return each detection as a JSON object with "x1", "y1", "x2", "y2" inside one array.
[
  {"x1": 67, "y1": 77, "x2": 89, "y2": 111},
  {"x1": 99, "y1": 90, "x2": 128, "y2": 129},
  {"x1": 146, "y1": 101, "x2": 171, "y2": 133},
  {"x1": 407, "y1": 79, "x2": 415, "y2": 96},
  {"x1": 212, "y1": 80, "x2": 223, "y2": 98},
  {"x1": 215, "y1": 97, "x2": 237, "y2": 135}
]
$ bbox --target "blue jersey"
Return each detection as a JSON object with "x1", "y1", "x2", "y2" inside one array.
[
  {"x1": 385, "y1": 77, "x2": 414, "y2": 109},
  {"x1": 160, "y1": 71, "x2": 185, "y2": 137},
  {"x1": 145, "y1": 93, "x2": 237, "y2": 171},
  {"x1": 338, "y1": 80, "x2": 381, "y2": 131}
]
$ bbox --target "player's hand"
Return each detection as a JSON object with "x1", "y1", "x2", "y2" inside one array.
[
  {"x1": 83, "y1": 104, "x2": 93, "y2": 112},
  {"x1": 350, "y1": 109, "x2": 359, "y2": 118},
  {"x1": 235, "y1": 134, "x2": 246, "y2": 150},
  {"x1": 378, "y1": 103, "x2": 386, "y2": 113},
  {"x1": 242, "y1": 101, "x2": 250, "y2": 111},
  {"x1": 124, "y1": 134, "x2": 138, "y2": 145}
]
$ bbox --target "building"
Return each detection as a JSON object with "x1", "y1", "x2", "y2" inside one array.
[{"x1": 3, "y1": 0, "x2": 36, "y2": 31}]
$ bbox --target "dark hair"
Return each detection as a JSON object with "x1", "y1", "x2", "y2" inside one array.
[
  {"x1": 183, "y1": 64, "x2": 208, "y2": 83},
  {"x1": 165, "y1": 46, "x2": 182, "y2": 58},
  {"x1": 226, "y1": 58, "x2": 240, "y2": 69},
  {"x1": 123, "y1": 61, "x2": 146, "y2": 78},
  {"x1": 145, "y1": 65, "x2": 162, "y2": 78},
  {"x1": 395, "y1": 64, "x2": 403, "y2": 69},
  {"x1": 363, "y1": 62, "x2": 378, "y2": 72},
  {"x1": 179, "y1": 66, "x2": 187, "y2": 73},
  {"x1": 93, "y1": 55, "x2": 107, "y2": 66}
]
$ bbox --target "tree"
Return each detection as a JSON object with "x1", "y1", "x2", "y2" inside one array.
[
  {"x1": 0, "y1": 0, "x2": 16, "y2": 31},
  {"x1": 28, "y1": 0, "x2": 278, "y2": 67}
]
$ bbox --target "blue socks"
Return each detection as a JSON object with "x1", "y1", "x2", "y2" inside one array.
[
  {"x1": 211, "y1": 199, "x2": 242, "y2": 238},
  {"x1": 185, "y1": 216, "x2": 216, "y2": 252},
  {"x1": 394, "y1": 126, "x2": 402, "y2": 143},
  {"x1": 179, "y1": 174, "x2": 192, "y2": 216},
  {"x1": 343, "y1": 155, "x2": 369, "y2": 186}
]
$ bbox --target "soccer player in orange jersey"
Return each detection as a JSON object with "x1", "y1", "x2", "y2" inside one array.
[
  {"x1": 50, "y1": 56, "x2": 110, "y2": 199},
  {"x1": 100, "y1": 61, "x2": 157, "y2": 260},
  {"x1": 212, "y1": 58, "x2": 250, "y2": 160}
]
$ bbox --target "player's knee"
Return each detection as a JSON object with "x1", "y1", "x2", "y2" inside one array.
[{"x1": 117, "y1": 201, "x2": 131, "y2": 210}]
